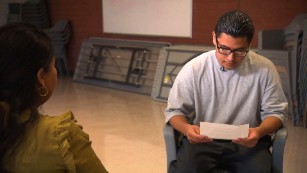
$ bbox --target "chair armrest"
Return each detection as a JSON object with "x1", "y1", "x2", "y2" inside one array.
[
  {"x1": 272, "y1": 126, "x2": 288, "y2": 173},
  {"x1": 163, "y1": 124, "x2": 177, "y2": 172}
]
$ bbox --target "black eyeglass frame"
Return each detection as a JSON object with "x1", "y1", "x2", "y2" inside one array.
[{"x1": 215, "y1": 37, "x2": 249, "y2": 57}]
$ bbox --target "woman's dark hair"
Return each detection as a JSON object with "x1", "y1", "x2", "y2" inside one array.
[
  {"x1": 214, "y1": 10, "x2": 255, "y2": 43},
  {"x1": 0, "y1": 23, "x2": 54, "y2": 167}
]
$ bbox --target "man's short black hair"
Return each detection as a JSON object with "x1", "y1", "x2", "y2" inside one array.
[{"x1": 214, "y1": 10, "x2": 255, "y2": 43}]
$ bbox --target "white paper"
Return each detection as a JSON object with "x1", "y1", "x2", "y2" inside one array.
[{"x1": 200, "y1": 122, "x2": 249, "y2": 140}]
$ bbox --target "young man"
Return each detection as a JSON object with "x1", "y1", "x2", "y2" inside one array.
[{"x1": 165, "y1": 10, "x2": 288, "y2": 173}]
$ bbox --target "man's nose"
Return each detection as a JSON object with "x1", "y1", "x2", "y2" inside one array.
[{"x1": 225, "y1": 53, "x2": 235, "y2": 61}]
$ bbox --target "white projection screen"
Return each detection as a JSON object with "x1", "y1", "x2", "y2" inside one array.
[{"x1": 102, "y1": 0, "x2": 193, "y2": 38}]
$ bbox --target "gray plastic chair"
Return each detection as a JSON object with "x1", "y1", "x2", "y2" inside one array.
[
  {"x1": 258, "y1": 13, "x2": 307, "y2": 126},
  {"x1": 44, "y1": 20, "x2": 72, "y2": 76},
  {"x1": 163, "y1": 124, "x2": 288, "y2": 173}
]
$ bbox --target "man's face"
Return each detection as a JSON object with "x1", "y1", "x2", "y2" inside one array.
[{"x1": 212, "y1": 32, "x2": 250, "y2": 70}]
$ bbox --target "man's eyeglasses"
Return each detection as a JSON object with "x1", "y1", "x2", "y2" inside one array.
[{"x1": 215, "y1": 37, "x2": 249, "y2": 57}]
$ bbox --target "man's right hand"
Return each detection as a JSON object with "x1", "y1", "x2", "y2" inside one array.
[
  {"x1": 169, "y1": 115, "x2": 212, "y2": 144},
  {"x1": 184, "y1": 124, "x2": 213, "y2": 144}
]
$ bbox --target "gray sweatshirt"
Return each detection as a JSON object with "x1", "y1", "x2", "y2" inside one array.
[{"x1": 165, "y1": 50, "x2": 288, "y2": 127}]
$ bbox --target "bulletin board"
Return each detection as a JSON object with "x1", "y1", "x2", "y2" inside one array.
[{"x1": 102, "y1": 0, "x2": 193, "y2": 38}]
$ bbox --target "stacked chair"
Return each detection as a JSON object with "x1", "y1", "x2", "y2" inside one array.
[
  {"x1": 44, "y1": 20, "x2": 72, "y2": 76},
  {"x1": 299, "y1": 20, "x2": 307, "y2": 127},
  {"x1": 7, "y1": 0, "x2": 49, "y2": 28},
  {"x1": 6, "y1": 3, "x2": 22, "y2": 24},
  {"x1": 20, "y1": 0, "x2": 50, "y2": 29},
  {"x1": 6, "y1": 0, "x2": 72, "y2": 76},
  {"x1": 258, "y1": 13, "x2": 307, "y2": 127}
]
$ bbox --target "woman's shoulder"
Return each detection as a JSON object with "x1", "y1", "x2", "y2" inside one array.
[
  {"x1": 39, "y1": 111, "x2": 76, "y2": 129},
  {"x1": 40, "y1": 110, "x2": 74, "y2": 121},
  {"x1": 39, "y1": 111, "x2": 108, "y2": 173},
  {"x1": 4, "y1": 111, "x2": 81, "y2": 172},
  {"x1": 37, "y1": 111, "x2": 84, "y2": 172},
  {"x1": 39, "y1": 111, "x2": 84, "y2": 142}
]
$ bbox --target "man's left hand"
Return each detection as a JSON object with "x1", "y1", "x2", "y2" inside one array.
[{"x1": 232, "y1": 128, "x2": 260, "y2": 148}]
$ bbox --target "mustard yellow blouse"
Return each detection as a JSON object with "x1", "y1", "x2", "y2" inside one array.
[{"x1": 3, "y1": 111, "x2": 108, "y2": 173}]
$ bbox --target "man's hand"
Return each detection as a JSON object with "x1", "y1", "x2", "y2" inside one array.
[
  {"x1": 232, "y1": 128, "x2": 260, "y2": 148},
  {"x1": 184, "y1": 124, "x2": 212, "y2": 144},
  {"x1": 233, "y1": 116, "x2": 283, "y2": 148}
]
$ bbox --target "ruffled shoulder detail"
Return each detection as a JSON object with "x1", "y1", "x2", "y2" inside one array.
[
  {"x1": 55, "y1": 111, "x2": 77, "y2": 173},
  {"x1": 53, "y1": 111, "x2": 108, "y2": 173}
]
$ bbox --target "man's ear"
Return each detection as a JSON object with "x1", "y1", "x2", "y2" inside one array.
[
  {"x1": 212, "y1": 31, "x2": 216, "y2": 46},
  {"x1": 37, "y1": 68, "x2": 45, "y2": 86}
]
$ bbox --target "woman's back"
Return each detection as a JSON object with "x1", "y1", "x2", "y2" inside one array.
[{"x1": 3, "y1": 111, "x2": 108, "y2": 173}]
